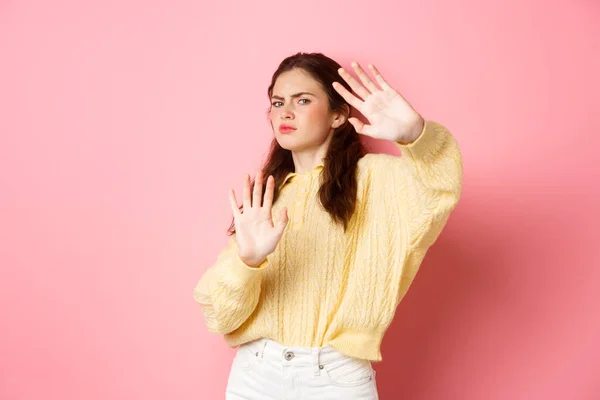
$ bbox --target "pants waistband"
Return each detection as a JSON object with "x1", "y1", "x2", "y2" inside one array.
[{"x1": 239, "y1": 338, "x2": 356, "y2": 376}]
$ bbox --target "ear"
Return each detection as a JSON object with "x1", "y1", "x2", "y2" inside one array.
[{"x1": 331, "y1": 104, "x2": 350, "y2": 129}]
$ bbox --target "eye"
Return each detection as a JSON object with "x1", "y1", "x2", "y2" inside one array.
[
  {"x1": 272, "y1": 101, "x2": 283, "y2": 107},
  {"x1": 298, "y1": 98, "x2": 310, "y2": 104}
]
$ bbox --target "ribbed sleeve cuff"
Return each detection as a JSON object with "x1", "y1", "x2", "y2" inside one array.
[
  {"x1": 220, "y1": 255, "x2": 268, "y2": 286},
  {"x1": 396, "y1": 120, "x2": 443, "y2": 158}
]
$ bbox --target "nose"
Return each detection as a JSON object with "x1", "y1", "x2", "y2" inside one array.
[{"x1": 280, "y1": 104, "x2": 295, "y2": 119}]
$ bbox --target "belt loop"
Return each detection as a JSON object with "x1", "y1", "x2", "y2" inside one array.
[
  {"x1": 311, "y1": 347, "x2": 321, "y2": 376},
  {"x1": 260, "y1": 339, "x2": 267, "y2": 359}
]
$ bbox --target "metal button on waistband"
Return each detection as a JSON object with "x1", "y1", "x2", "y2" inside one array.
[{"x1": 284, "y1": 351, "x2": 295, "y2": 360}]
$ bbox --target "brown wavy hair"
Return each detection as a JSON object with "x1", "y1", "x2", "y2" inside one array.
[{"x1": 228, "y1": 52, "x2": 367, "y2": 234}]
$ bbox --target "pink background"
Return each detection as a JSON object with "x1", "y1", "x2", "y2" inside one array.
[{"x1": 1, "y1": 0, "x2": 599, "y2": 399}]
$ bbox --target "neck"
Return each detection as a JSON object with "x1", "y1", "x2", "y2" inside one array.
[
  {"x1": 291, "y1": 135, "x2": 332, "y2": 174},
  {"x1": 291, "y1": 152, "x2": 325, "y2": 174}
]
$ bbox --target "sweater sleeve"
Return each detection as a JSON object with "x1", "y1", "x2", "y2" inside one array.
[
  {"x1": 358, "y1": 120, "x2": 463, "y2": 304},
  {"x1": 193, "y1": 235, "x2": 268, "y2": 335},
  {"x1": 361, "y1": 119, "x2": 463, "y2": 258},
  {"x1": 395, "y1": 120, "x2": 463, "y2": 251}
]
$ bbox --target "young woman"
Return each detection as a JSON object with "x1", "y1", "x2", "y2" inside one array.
[{"x1": 193, "y1": 52, "x2": 463, "y2": 399}]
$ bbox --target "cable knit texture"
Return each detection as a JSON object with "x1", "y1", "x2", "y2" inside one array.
[{"x1": 193, "y1": 120, "x2": 463, "y2": 362}]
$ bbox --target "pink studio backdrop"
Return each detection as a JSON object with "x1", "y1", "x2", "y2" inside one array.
[{"x1": 1, "y1": 0, "x2": 599, "y2": 399}]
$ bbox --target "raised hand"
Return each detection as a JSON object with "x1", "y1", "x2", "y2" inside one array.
[
  {"x1": 333, "y1": 62, "x2": 424, "y2": 143},
  {"x1": 229, "y1": 171, "x2": 288, "y2": 268}
]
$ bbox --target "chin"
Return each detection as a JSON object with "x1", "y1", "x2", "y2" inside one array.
[
  {"x1": 276, "y1": 142, "x2": 297, "y2": 151},
  {"x1": 275, "y1": 135, "x2": 301, "y2": 151}
]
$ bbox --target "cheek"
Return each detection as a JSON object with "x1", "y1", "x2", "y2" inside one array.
[{"x1": 303, "y1": 106, "x2": 330, "y2": 128}]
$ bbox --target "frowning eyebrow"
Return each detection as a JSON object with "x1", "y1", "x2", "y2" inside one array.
[{"x1": 271, "y1": 92, "x2": 316, "y2": 100}]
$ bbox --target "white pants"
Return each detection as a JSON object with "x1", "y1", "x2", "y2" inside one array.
[{"x1": 225, "y1": 338, "x2": 379, "y2": 400}]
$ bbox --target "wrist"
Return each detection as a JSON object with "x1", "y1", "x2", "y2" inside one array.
[
  {"x1": 395, "y1": 116, "x2": 424, "y2": 144},
  {"x1": 239, "y1": 255, "x2": 266, "y2": 268}
]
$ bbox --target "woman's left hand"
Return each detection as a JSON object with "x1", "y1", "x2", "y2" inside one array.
[{"x1": 333, "y1": 62, "x2": 424, "y2": 143}]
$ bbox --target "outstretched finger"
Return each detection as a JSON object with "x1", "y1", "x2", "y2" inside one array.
[
  {"x1": 229, "y1": 189, "x2": 241, "y2": 217},
  {"x1": 368, "y1": 64, "x2": 393, "y2": 91},
  {"x1": 262, "y1": 175, "x2": 275, "y2": 209},
  {"x1": 242, "y1": 174, "x2": 252, "y2": 209},
  {"x1": 337, "y1": 67, "x2": 371, "y2": 100},
  {"x1": 352, "y1": 62, "x2": 379, "y2": 94},
  {"x1": 332, "y1": 81, "x2": 363, "y2": 110},
  {"x1": 252, "y1": 171, "x2": 263, "y2": 208}
]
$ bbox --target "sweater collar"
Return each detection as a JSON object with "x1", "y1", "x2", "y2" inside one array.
[{"x1": 280, "y1": 162, "x2": 324, "y2": 188}]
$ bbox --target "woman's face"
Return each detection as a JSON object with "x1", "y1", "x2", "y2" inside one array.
[{"x1": 269, "y1": 68, "x2": 343, "y2": 152}]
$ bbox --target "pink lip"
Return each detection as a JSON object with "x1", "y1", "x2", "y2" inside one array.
[{"x1": 279, "y1": 125, "x2": 297, "y2": 133}]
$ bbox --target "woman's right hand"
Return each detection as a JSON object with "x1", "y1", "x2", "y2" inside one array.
[{"x1": 229, "y1": 171, "x2": 289, "y2": 268}]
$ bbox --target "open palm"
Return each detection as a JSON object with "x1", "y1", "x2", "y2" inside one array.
[
  {"x1": 333, "y1": 62, "x2": 424, "y2": 142},
  {"x1": 229, "y1": 171, "x2": 288, "y2": 268}
]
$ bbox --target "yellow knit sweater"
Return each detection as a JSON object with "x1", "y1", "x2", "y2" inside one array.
[{"x1": 193, "y1": 120, "x2": 463, "y2": 362}]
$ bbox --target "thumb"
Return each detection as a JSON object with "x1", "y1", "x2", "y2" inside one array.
[
  {"x1": 276, "y1": 207, "x2": 289, "y2": 230},
  {"x1": 349, "y1": 117, "x2": 378, "y2": 137},
  {"x1": 348, "y1": 117, "x2": 364, "y2": 133}
]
